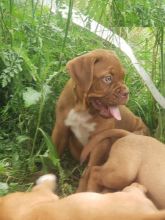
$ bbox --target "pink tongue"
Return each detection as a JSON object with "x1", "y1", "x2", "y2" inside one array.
[{"x1": 109, "y1": 106, "x2": 121, "y2": 120}]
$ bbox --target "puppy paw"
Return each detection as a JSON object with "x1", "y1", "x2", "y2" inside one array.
[
  {"x1": 36, "y1": 174, "x2": 57, "y2": 185},
  {"x1": 130, "y1": 182, "x2": 147, "y2": 193}
]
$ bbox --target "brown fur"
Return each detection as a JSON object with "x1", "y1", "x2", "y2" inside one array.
[
  {"x1": 79, "y1": 129, "x2": 165, "y2": 209},
  {"x1": 1, "y1": 175, "x2": 165, "y2": 220},
  {"x1": 51, "y1": 49, "x2": 149, "y2": 160},
  {"x1": 77, "y1": 129, "x2": 129, "y2": 192}
]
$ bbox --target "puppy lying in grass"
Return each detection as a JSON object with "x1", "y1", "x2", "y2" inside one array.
[
  {"x1": 1, "y1": 174, "x2": 165, "y2": 220},
  {"x1": 80, "y1": 129, "x2": 165, "y2": 209}
]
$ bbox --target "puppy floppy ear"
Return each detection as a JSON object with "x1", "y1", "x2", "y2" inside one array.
[{"x1": 66, "y1": 54, "x2": 97, "y2": 92}]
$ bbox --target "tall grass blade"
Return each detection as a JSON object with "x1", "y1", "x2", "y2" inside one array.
[{"x1": 38, "y1": 128, "x2": 59, "y2": 166}]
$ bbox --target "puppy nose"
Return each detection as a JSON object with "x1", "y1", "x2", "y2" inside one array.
[
  {"x1": 122, "y1": 91, "x2": 129, "y2": 97},
  {"x1": 120, "y1": 89, "x2": 129, "y2": 98}
]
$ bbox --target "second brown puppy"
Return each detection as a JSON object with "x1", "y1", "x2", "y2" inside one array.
[{"x1": 80, "y1": 129, "x2": 165, "y2": 209}]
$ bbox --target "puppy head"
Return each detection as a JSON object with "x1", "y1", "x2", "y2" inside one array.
[{"x1": 67, "y1": 49, "x2": 129, "y2": 120}]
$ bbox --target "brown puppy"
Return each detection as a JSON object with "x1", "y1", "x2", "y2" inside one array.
[
  {"x1": 80, "y1": 129, "x2": 165, "y2": 209},
  {"x1": 52, "y1": 49, "x2": 149, "y2": 160},
  {"x1": 1, "y1": 174, "x2": 165, "y2": 220}
]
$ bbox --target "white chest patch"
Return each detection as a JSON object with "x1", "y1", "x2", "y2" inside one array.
[{"x1": 65, "y1": 109, "x2": 96, "y2": 146}]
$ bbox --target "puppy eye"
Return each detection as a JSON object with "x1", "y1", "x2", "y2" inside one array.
[{"x1": 102, "y1": 75, "x2": 112, "y2": 84}]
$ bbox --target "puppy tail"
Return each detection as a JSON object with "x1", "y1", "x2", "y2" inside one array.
[
  {"x1": 32, "y1": 174, "x2": 57, "y2": 192},
  {"x1": 80, "y1": 129, "x2": 130, "y2": 164}
]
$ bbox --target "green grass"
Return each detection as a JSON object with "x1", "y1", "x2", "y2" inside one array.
[{"x1": 0, "y1": 0, "x2": 164, "y2": 195}]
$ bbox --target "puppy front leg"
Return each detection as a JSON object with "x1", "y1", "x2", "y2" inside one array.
[
  {"x1": 76, "y1": 167, "x2": 91, "y2": 192},
  {"x1": 116, "y1": 106, "x2": 150, "y2": 135},
  {"x1": 51, "y1": 119, "x2": 70, "y2": 156},
  {"x1": 87, "y1": 166, "x2": 103, "y2": 192},
  {"x1": 77, "y1": 140, "x2": 110, "y2": 192}
]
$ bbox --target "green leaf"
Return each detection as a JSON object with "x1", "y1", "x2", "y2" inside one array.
[
  {"x1": 13, "y1": 47, "x2": 39, "y2": 82},
  {"x1": 38, "y1": 128, "x2": 60, "y2": 168},
  {"x1": 23, "y1": 87, "x2": 41, "y2": 107},
  {"x1": 0, "y1": 182, "x2": 9, "y2": 195},
  {"x1": 42, "y1": 84, "x2": 52, "y2": 99},
  {"x1": 16, "y1": 135, "x2": 32, "y2": 144}
]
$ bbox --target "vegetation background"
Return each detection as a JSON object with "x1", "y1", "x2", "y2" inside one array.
[{"x1": 0, "y1": 0, "x2": 164, "y2": 195}]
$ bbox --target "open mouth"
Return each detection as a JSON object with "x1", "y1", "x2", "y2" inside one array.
[{"x1": 91, "y1": 99, "x2": 121, "y2": 120}]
